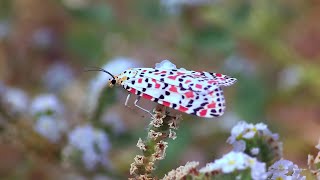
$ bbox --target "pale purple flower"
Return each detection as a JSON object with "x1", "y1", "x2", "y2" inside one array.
[
  {"x1": 2, "y1": 87, "x2": 29, "y2": 114},
  {"x1": 101, "y1": 111, "x2": 126, "y2": 135},
  {"x1": 268, "y1": 159, "x2": 305, "y2": 180},
  {"x1": 32, "y1": 28, "x2": 54, "y2": 48},
  {"x1": 30, "y1": 94, "x2": 64, "y2": 116},
  {"x1": 66, "y1": 124, "x2": 111, "y2": 170},
  {"x1": 251, "y1": 148, "x2": 260, "y2": 155},
  {"x1": 278, "y1": 65, "x2": 302, "y2": 90},
  {"x1": 227, "y1": 121, "x2": 279, "y2": 153},
  {"x1": 34, "y1": 116, "x2": 67, "y2": 143},
  {"x1": 160, "y1": 0, "x2": 212, "y2": 14},
  {"x1": 43, "y1": 62, "x2": 74, "y2": 92},
  {"x1": 0, "y1": 20, "x2": 10, "y2": 39},
  {"x1": 199, "y1": 151, "x2": 267, "y2": 180}
]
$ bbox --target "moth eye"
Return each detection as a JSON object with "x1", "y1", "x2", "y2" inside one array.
[{"x1": 111, "y1": 79, "x2": 116, "y2": 84}]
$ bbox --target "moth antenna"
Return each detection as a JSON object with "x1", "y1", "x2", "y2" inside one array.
[{"x1": 84, "y1": 67, "x2": 115, "y2": 79}]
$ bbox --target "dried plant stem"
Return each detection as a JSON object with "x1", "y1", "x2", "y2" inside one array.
[{"x1": 130, "y1": 105, "x2": 182, "y2": 179}]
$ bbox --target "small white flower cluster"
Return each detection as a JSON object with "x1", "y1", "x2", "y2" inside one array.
[
  {"x1": 87, "y1": 56, "x2": 140, "y2": 114},
  {"x1": 30, "y1": 94, "x2": 67, "y2": 143},
  {"x1": 227, "y1": 121, "x2": 279, "y2": 153},
  {"x1": 43, "y1": 62, "x2": 74, "y2": 92},
  {"x1": 63, "y1": 124, "x2": 111, "y2": 171},
  {"x1": 30, "y1": 94, "x2": 64, "y2": 116},
  {"x1": 267, "y1": 159, "x2": 306, "y2": 180},
  {"x1": 1, "y1": 87, "x2": 29, "y2": 114},
  {"x1": 160, "y1": 0, "x2": 212, "y2": 14},
  {"x1": 199, "y1": 151, "x2": 267, "y2": 180}
]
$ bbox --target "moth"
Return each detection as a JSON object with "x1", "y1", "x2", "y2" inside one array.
[{"x1": 87, "y1": 61, "x2": 237, "y2": 118}]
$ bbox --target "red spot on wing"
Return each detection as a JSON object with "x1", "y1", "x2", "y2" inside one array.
[
  {"x1": 169, "y1": 85, "x2": 178, "y2": 93},
  {"x1": 160, "y1": 70, "x2": 167, "y2": 74},
  {"x1": 208, "y1": 80, "x2": 218, "y2": 84},
  {"x1": 176, "y1": 72, "x2": 185, "y2": 75},
  {"x1": 142, "y1": 70, "x2": 147, "y2": 72},
  {"x1": 155, "y1": 83, "x2": 161, "y2": 89},
  {"x1": 138, "y1": 78, "x2": 143, "y2": 83},
  {"x1": 168, "y1": 75, "x2": 178, "y2": 80},
  {"x1": 199, "y1": 109, "x2": 207, "y2": 117},
  {"x1": 184, "y1": 91, "x2": 194, "y2": 98},
  {"x1": 195, "y1": 84, "x2": 202, "y2": 89},
  {"x1": 142, "y1": 93, "x2": 153, "y2": 100},
  {"x1": 207, "y1": 102, "x2": 216, "y2": 108},
  {"x1": 185, "y1": 80, "x2": 192, "y2": 84},
  {"x1": 152, "y1": 79, "x2": 157, "y2": 82},
  {"x1": 216, "y1": 73, "x2": 222, "y2": 77},
  {"x1": 130, "y1": 88, "x2": 136, "y2": 94},
  {"x1": 178, "y1": 105, "x2": 188, "y2": 112},
  {"x1": 162, "y1": 101, "x2": 171, "y2": 107}
]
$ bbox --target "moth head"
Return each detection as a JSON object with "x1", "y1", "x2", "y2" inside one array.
[{"x1": 84, "y1": 67, "x2": 117, "y2": 88}]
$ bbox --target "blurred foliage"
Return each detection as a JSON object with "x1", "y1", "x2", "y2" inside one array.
[{"x1": 0, "y1": 0, "x2": 320, "y2": 179}]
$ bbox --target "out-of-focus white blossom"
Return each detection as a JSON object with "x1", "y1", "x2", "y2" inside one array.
[
  {"x1": 224, "y1": 54, "x2": 257, "y2": 76},
  {"x1": 87, "y1": 57, "x2": 141, "y2": 114},
  {"x1": 101, "y1": 111, "x2": 126, "y2": 135},
  {"x1": 155, "y1": 59, "x2": 177, "y2": 70},
  {"x1": 2, "y1": 87, "x2": 29, "y2": 114},
  {"x1": 227, "y1": 121, "x2": 278, "y2": 147},
  {"x1": 32, "y1": 28, "x2": 54, "y2": 48},
  {"x1": 227, "y1": 121, "x2": 282, "y2": 159},
  {"x1": 43, "y1": 62, "x2": 74, "y2": 92},
  {"x1": 62, "y1": 0, "x2": 90, "y2": 9},
  {"x1": 267, "y1": 159, "x2": 306, "y2": 180},
  {"x1": 64, "y1": 124, "x2": 111, "y2": 170},
  {"x1": 233, "y1": 140, "x2": 246, "y2": 152},
  {"x1": 199, "y1": 151, "x2": 267, "y2": 180},
  {"x1": 160, "y1": 0, "x2": 212, "y2": 14},
  {"x1": 278, "y1": 65, "x2": 302, "y2": 90},
  {"x1": 0, "y1": 20, "x2": 10, "y2": 39},
  {"x1": 218, "y1": 112, "x2": 242, "y2": 131},
  {"x1": 30, "y1": 94, "x2": 64, "y2": 116},
  {"x1": 34, "y1": 116, "x2": 67, "y2": 143},
  {"x1": 251, "y1": 148, "x2": 260, "y2": 155}
]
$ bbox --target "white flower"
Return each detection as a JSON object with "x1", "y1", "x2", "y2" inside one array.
[
  {"x1": 2, "y1": 87, "x2": 29, "y2": 114},
  {"x1": 251, "y1": 161, "x2": 267, "y2": 180},
  {"x1": 224, "y1": 54, "x2": 256, "y2": 76},
  {"x1": 233, "y1": 140, "x2": 246, "y2": 152},
  {"x1": 278, "y1": 65, "x2": 302, "y2": 90},
  {"x1": 30, "y1": 94, "x2": 63, "y2": 116},
  {"x1": 101, "y1": 111, "x2": 126, "y2": 135},
  {"x1": 34, "y1": 116, "x2": 67, "y2": 143},
  {"x1": 251, "y1": 147, "x2": 260, "y2": 155},
  {"x1": 155, "y1": 60, "x2": 177, "y2": 70},
  {"x1": 32, "y1": 28, "x2": 54, "y2": 48},
  {"x1": 67, "y1": 124, "x2": 110, "y2": 170},
  {"x1": 268, "y1": 159, "x2": 305, "y2": 180},
  {"x1": 0, "y1": 20, "x2": 10, "y2": 39},
  {"x1": 43, "y1": 62, "x2": 74, "y2": 92},
  {"x1": 200, "y1": 151, "x2": 267, "y2": 180},
  {"x1": 160, "y1": 0, "x2": 212, "y2": 14},
  {"x1": 227, "y1": 121, "x2": 278, "y2": 147},
  {"x1": 87, "y1": 57, "x2": 140, "y2": 114}
]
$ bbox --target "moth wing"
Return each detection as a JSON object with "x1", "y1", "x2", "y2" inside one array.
[
  {"x1": 133, "y1": 68, "x2": 236, "y2": 94},
  {"x1": 124, "y1": 77, "x2": 226, "y2": 118}
]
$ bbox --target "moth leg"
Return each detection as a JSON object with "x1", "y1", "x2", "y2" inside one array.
[
  {"x1": 125, "y1": 94, "x2": 146, "y2": 118},
  {"x1": 134, "y1": 96, "x2": 153, "y2": 117},
  {"x1": 125, "y1": 94, "x2": 131, "y2": 107}
]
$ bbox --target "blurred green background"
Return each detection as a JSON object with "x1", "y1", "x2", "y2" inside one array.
[{"x1": 0, "y1": 0, "x2": 319, "y2": 179}]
